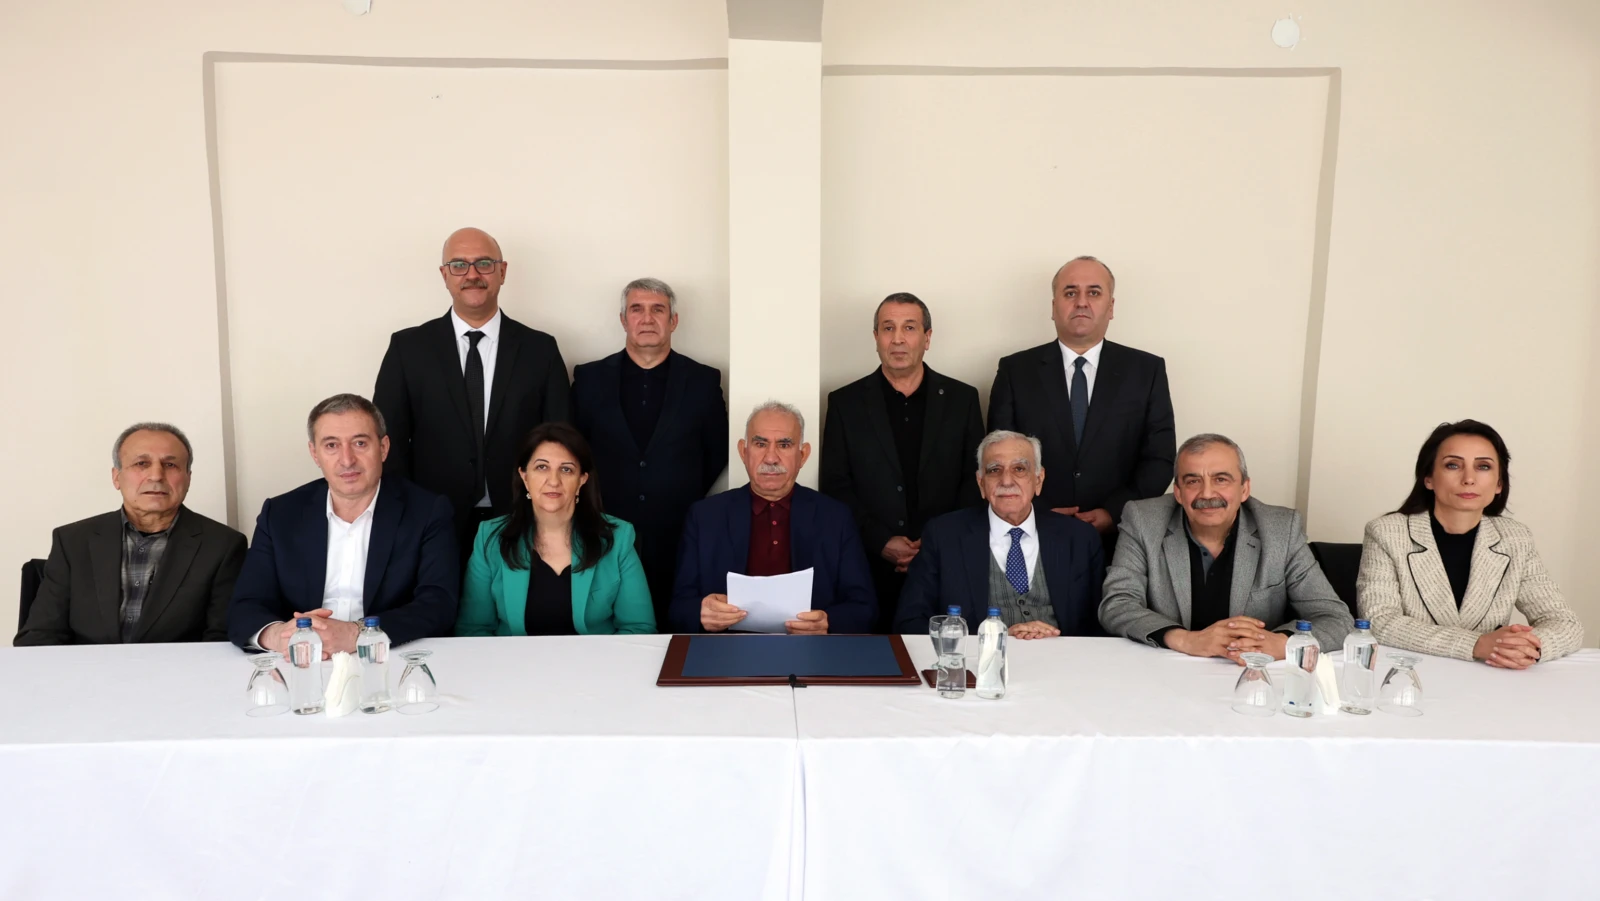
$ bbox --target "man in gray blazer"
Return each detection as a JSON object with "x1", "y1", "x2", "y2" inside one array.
[
  {"x1": 16, "y1": 423, "x2": 247, "y2": 646},
  {"x1": 1099, "y1": 433, "x2": 1351, "y2": 660}
]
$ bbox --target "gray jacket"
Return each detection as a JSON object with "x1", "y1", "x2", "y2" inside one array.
[{"x1": 1098, "y1": 496, "x2": 1353, "y2": 650}]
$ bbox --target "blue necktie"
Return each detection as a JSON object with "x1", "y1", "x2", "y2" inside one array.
[
  {"x1": 1006, "y1": 527, "x2": 1029, "y2": 594},
  {"x1": 1070, "y1": 355, "x2": 1088, "y2": 444}
]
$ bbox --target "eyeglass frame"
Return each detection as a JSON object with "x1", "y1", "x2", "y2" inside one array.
[{"x1": 442, "y1": 258, "x2": 506, "y2": 276}]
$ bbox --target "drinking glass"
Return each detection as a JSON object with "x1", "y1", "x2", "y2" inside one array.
[
  {"x1": 1378, "y1": 655, "x2": 1423, "y2": 717},
  {"x1": 395, "y1": 649, "x2": 439, "y2": 715},
  {"x1": 1231, "y1": 652, "x2": 1278, "y2": 716},
  {"x1": 245, "y1": 654, "x2": 289, "y2": 717}
]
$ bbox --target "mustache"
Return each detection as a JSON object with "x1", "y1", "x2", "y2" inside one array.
[
  {"x1": 462, "y1": 280, "x2": 488, "y2": 289},
  {"x1": 1190, "y1": 497, "x2": 1228, "y2": 510},
  {"x1": 756, "y1": 463, "x2": 789, "y2": 475}
]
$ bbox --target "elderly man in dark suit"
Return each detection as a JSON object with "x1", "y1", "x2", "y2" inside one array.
[
  {"x1": 670, "y1": 401, "x2": 877, "y2": 635},
  {"x1": 988, "y1": 256, "x2": 1176, "y2": 549},
  {"x1": 16, "y1": 423, "x2": 246, "y2": 645},
  {"x1": 572, "y1": 277, "x2": 727, "y2": 627},
  {"x1": 374, "y1": 227, "x2": 570, "y2": 565},
  {"x1": 821, "y1": 292, "x2": 984, "y2": 632}
]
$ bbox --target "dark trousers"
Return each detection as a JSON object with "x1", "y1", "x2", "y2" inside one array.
[{"x1": 869, "y1": 558, "x2": 908, "y2": 635}]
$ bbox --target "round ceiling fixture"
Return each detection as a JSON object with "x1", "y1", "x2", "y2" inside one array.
[{"x1": 1271, "y1": 17, "x2": 1301, "y2": 49}]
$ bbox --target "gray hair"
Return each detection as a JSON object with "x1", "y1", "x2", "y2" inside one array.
[
  {"x1": 307, "y1": 393, "x2": 388, "y2": 442},
  {"x1": 112, "y1": 422, "x2": 194, "y2": 471},
  {"x1": 975, "y1": 429, "x2": 1043, "y2": 472},
  {"x1": 620, "y1": 277, "x2": 677, "y2": 315},
  {"x1": 1176, "y1": 433, "x2": 1250, "y2": 481},
  {"x1": 746, "y1": 400, "x2": 806, "y2": 442},
  {"x1": 1051, "y1": 255, "x2": 1117, "y2": 296}
]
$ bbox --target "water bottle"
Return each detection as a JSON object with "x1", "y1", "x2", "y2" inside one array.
[
  {"x1": 975, "y1": 608, "x2": 1008, "y2": 700},
  {"x1": 356, "y1": 616, "x2": 392, "y2": 714},
  {"x1": 1282, "y1": 620, "x2": 1319, "y2": 718},
  {"x1": 1339, "y1": 619, "x2": 1378, "y2": 715},
  {"x1": 936, "y1": 605, "x2": 967, "y2": 699},
  {"x1": 287, "y1": 617, "x2": 325, "y2": 716}
]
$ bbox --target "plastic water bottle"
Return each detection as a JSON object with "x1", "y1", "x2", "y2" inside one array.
[
  {"x1": 1282, "y1": 620, "x2": 1319, "y2": 718},
  {"x1": 1339, "y1": 619, "x2": 1378, "y2": 715},
  {"x1": 936, "y1": 605, "x2": 967, "y2": 699},
  {"x1": 975, "y1": 608, "x2": 1008, "y2": 700},
  {"x1": 287, "y1": 617, "x2": 325, "y2": 715},
  {"x1": 356, "y1": 616, "x2": 392, "y2": 714}
]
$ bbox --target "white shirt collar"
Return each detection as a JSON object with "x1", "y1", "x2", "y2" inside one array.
[
  {"x1": 326, "y1": 481, "x2": 380, "y2": 526},
  {"x1": 1058, "y1": 338, "x2": 1104, "y2": 369},
  {"x1": 986, "y1": 505, "x2": 1037, "y2": 541},
  {"x1": 450, "y1": 307, "x2": 503, "y2": 343}
]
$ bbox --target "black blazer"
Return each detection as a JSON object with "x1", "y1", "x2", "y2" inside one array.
[
  {"x1": 15, "y1": 506, "x2": 247, "y2": 645},
  {"x1": 374, "y1": 310, "x2": 570, "y2": 522},
  {"x1": 892, "y1": 505, "x2": 1106, "y2": 635},
  {"x1": 819, "y1": 365, "x2": 984, "y2": 553},
  {"x1": 669, "y1": 485, "x2": 878, "y2": 634},
  {"x1": 988, "y1": 340, "x2": 1175, "y2": 521},
  {"x1": 226, "y1": 475, "x2": 460, "y2": 649},
  {"x1": 571, "y1": 349, "x2": 727, "y2": 560}
]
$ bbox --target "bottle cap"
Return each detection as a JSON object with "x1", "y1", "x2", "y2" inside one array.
[
  {"x1": 295, "y1": 617, "x2": 312, "y2": 628},
  {"x1": 946, "y1": 606, "x2": 961, "y2": 616},
  {"x1": 363, "y1": 616, "x2": 380, "y2": 628},
  {"x1": 1354, "y1": 619, "x2": 1370, "y2": 629},
  {"x1": 988, "y1": 607, "x2": 1002, "y2": 618},
  {"x1": 1295, "y1": 620, "x2": 1312, "y2": 631}
]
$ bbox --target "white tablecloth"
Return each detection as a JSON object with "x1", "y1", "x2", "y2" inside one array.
[
  {"x1": 792, "y1": 637, "x2": 1600, "y2": 901},
  {"x1": 0, "y1": 636, "x2": 799, "y2": 901}
]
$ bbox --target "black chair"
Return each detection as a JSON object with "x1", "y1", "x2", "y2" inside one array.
[
  {"x1": 19, "y1": 558, "x2": 46, "y2": 632},
  {"x1": 1309, "y1": 542, "x2": 1362, "y2": 621}
]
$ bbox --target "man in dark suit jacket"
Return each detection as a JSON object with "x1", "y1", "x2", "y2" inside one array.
[
  {"x1": 670, "y1": 402, "x2": 876, "y2": 634},
  {"x1": 374, "y1": 227, "x2": 570, "y2": 564},
  {"x1": 16, "y1": 423, "x2": 246, "y2": 645},
  {"x1": 228, "y1": 394, "x2": 459, "y2": 653},
  {"x1": 989, "y1": 256, "x2": 1176, "y2": 549},
  {"x1": 821, "y1": 292, "x2": 984, "y2": 632},
  {"x1": 572, "y1": 277, "x2": 727, "y2": 626},
  {"x1": 895, "y1": 431, "x2": 1105, "y2": 637}
]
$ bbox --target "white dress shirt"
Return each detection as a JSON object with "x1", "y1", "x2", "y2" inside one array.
[
  {"x1": 987, "y1": 506, "x2": 1039, "y2": 577},
  {"x1": 250, "y1": 483, "x2": 380, "y2": 650},
  {"x1": 451, "y1": 308, "x2": 502, "y2": 507},
  {"x1": 1058, "y1": 338, "x2": 1104, "y2": 405}
]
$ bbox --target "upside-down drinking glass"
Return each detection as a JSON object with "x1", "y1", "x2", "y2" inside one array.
[
  {"x1": 245, "y1": 654, "x2": 290, "y2": 717},
  {"x1": 395, "y1": 649, "x2": 439, "y2": 715},
  {"x1": 1378, "y1": 655, "x2": 1424, "y2": 717},
  {"x1": 1231, "y1": 652, "x2": 1278, "y2": 716}
]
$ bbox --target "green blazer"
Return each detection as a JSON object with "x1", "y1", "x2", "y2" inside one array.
[{"x1": 456, "y1": 514, "x2": 656, "y2": 636}]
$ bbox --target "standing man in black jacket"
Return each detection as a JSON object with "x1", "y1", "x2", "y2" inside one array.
[
  {"x1": 572, "y1": 277, "x2": 727, "y2": 626},
  {"x1": 988, "y1": 256, "x2": 1176, "y2": 551},
  {"x1": 374, "y1": 227, "x2": 570, "y2": 564},
  {"x1": 820, "y1": 292, "x2": 984, "y2": 632}
]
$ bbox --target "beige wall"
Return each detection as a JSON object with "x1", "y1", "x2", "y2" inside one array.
[{"x1": 4, "y1": 0, "x2": 1597, "y2": 644}]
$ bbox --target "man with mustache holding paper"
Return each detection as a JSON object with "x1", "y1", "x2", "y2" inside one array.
[
  {"x1": 669, "y1": 401, "x2": 877, "y2": 634},
  {"x1": 1098, "y1": 433, "x2": 1352, "y2": 661}
]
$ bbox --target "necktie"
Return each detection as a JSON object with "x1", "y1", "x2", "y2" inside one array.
[
  {"x1": 1006, "y1": 527, "x2": 1029, "y2": 595},
  {"x1": 465, "y1": 330, "x2": 486, "y2": 489},
  {"x1": 1070, "y1": 355, "x2": 1088, "y2": 444}
]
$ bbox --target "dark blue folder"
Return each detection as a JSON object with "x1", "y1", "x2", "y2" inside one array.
[{"x1": 657, "y1": 634, "x2": 920, "y2": 685}]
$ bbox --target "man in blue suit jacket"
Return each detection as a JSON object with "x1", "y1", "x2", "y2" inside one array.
[
  {"x1": 670, "y1": 401, "x2": 876, "y2": 634},
  {"x1": 229, "y1": 394, "x2": 460, "y2": 653},
  {"x1": 894, "y1": 430, "x2": 1105, "y2": 637}
]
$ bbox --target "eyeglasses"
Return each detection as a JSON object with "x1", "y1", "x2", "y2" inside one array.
[{"x1": 444, "y1": 259, "x2": 503, "y2": 275}]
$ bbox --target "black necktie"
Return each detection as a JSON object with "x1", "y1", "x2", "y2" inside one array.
[
  {"x1": 1070, "y1": 355, "x2": 1088, "y2": 444},
  {"x1": 465, "y1": 330, "x2": 486, "y2": 487}
]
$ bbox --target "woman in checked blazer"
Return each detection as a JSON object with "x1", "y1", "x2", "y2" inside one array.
[{"x1": 1356, "y1": 420, "x2": 1583, "y2": 667}]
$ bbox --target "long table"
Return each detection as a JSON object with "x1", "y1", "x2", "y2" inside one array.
[{"x1": 2, "y1": 636, "x2": 1598, "y2": 901}]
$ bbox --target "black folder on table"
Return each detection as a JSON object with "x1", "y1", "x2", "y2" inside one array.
[{"x1": 656, "y1": 634, "x2": 921, "y2": 686}]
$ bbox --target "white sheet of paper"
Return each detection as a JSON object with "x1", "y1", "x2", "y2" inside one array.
[{"x1": 726, "y1": 568, "x2": 815, "y2": 633}]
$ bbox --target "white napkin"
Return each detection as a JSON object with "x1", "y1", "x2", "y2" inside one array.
[
  {"x1": 325, "y1": 652, "x2": 362, "y2": 718},
  {"x1": 1313, "y1": 653, "x2": 1342, "y2": 715}
]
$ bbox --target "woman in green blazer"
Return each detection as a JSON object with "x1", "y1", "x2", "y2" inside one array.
[{"x1": 457, "y1": 422, "x2": 655, "y2": 636}]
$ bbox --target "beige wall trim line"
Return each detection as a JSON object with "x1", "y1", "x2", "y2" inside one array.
[
  {"x1": 1294, "y1": 69, "x2": 1343, "y2": 519},
  {"x1": 822, "y1": 64, "x2": 1338, "y2": 78},
  {"x1": 203, "y1": 51, "x2": 727, "y2": 70}
]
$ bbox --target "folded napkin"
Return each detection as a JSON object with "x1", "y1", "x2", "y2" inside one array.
[
  {"x1": 325, "y1": 651, "x2": 362, "y2": 718},
  {"x1": 1313, "y1": 653, "x2": 1342, "y2": 715}
]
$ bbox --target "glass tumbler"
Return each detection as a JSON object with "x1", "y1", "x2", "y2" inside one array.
[
  {"x1": 1231, "y1": 652, "x2": 1279, "y2": 716},
  {"x1": 245, "y1": 653, "x2": 290, "y2": 717},
  {"x1": 395, "y1": 649, "x2": 440, "y2": 715},
  {"x1": 1378, "y1": 655, "x2": 1424, "y2": 717}
]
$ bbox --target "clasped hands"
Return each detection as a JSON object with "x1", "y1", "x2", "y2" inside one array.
[
  {"x1": 700, "y1": 594, "x2": 829, "y2": 634},
  {"x1": 259, "y1": 609, "x2": 361, "y2": 658},
  {"x1": 1164, "y1": 617, "x2": 1288, "y2": 665},
  {"x1": 1474, "y1": 624, "x2": 1541, "y2": 669}
]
